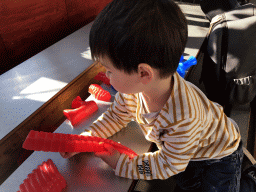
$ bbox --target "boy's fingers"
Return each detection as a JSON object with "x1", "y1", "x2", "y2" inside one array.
[
  {"x1": 60, "y1": 152, "x2": 79, "y2": 158},
  {"x1": 103, "y1": 143, "x2": 115, "y2": 155},
  {"x1": 64, "y1": 153, "x2": 70, "y2": 158},
  {"x1": 60, "y1": 152, "x2": 67, "y2": 158},
  {"x1": 95, "y1": 151, "x2": 111, "y2": 157},
  {"x1": 95, "y1": 143, "x2": 113, "y2": 157},
  {"x1": 70, "y1": 152, "x2": 80, "y2": 157}
]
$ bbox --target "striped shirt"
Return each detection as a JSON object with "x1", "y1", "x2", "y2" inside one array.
[{"x1": 85, "y1": 72, "x2": 241, "y2": 180}]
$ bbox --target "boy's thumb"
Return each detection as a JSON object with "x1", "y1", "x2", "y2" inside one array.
[{"x1": 104, "y1": 143, "x2": 115, "y2": 155}]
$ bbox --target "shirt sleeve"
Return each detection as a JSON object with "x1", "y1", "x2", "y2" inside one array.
[
  {"x1": 82, "y1": 92, "x2": 133, "y2": 139},
  {"x1": 114, "y1": 118, "x2": 202, "y2": 180}
]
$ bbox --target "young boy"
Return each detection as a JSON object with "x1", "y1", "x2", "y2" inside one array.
[{"x1": 60, "y1": 0, "x2": 243, "y2": 191}]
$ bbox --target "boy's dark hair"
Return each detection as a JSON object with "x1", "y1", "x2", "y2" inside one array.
[{"x1": 89, "y1": 0, "x2": 188, "y2": 79}]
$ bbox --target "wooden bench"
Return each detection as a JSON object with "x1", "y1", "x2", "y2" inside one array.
[{"x1": 0, "y1": 0, "x2": 112, "y2": 75}]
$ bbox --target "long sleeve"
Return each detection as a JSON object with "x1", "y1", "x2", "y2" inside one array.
[
  {"x1": 85, "y1": 92, "x2": 134, "y2": 139},
  {"x1": 115, "y1": 117, "x2": 203, "y2": 180},
  {"x1": 80, "y1": 72, "x2": 240, "y2": 180}
]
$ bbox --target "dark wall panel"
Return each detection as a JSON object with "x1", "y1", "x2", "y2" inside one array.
[
  {"x1": 0, "y1": 35, "x2": 9, "y2": 75},
  {"x1": 66, "y1": 0, "x2": 113, "y2": 30},
  {"x1": 0, "y1": 0, "x2": 70, "y2": 70}
]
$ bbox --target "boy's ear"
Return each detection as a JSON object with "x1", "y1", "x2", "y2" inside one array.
[{"x1": 138, "y1": 63, "x2": 154, "y2": 84}]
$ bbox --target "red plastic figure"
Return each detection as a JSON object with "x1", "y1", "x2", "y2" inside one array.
[
  {"x1": 94, "y1": 72, "x2": 111, "y2": 85},
  {"x1": 18, "y1": 159, "x2": 66, "y2": 192},
  {"x1": 71, "y1": 96, "x2": 87, "y2": 109},
  {"x1": 63, "y1": 101, "x2": 98, "y2": 126},
  {"x1": 88, "y1": 84, "x2": 111, "y2": 102},
  {"x1": 23, "y1": 130, "x2": 138, "y2": 159}
]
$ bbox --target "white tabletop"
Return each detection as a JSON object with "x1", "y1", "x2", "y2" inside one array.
[
  {"x1": 0, "y1": 84, "x2": 152, "y2": 192},
  {"x1": 0, "y1": 22, "x2": 94, "y2": 140}
]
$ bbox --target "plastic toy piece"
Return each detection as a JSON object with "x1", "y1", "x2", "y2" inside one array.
[
  {"x1": 23, "y1": 130, "x2": 138, "y2": 159},
  {"x1": 63, "y1": 101, "x2": 98, "y2": 126},
  {"x1": 177, "y1": 56, "x2": 197, "y2": 78},
  {"x1": 18, "y1": 159, "x2": 66, "y2": 192},
  {"x1": 88, "y1": 84, "x2": 111, "y2": 102},
  {"x1": 94, "y1": 72, "x2": 111, "y2": 85},
  {"x1": 71, "y1": 96, "x2": 87, "y2": 109},
  {"x1": 179, "y1": 54, "x2": 184, "y2": 63}
]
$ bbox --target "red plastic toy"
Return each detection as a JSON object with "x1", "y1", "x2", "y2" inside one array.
[
  {"x1": 88, "y1": 84, "x2": 111, "y2": 102},
  {"x1": 94, "y1": 72, "x2": 111, "y2": 85},
  {"x1": 23, "y1": 130, "x2": 138, "y2": 159},
  {"x1": 71, "y1": 96, "x2": 87, "y2": 109},
  {"x1": 63, "y1": 100, "x2": 98, "y2": 126},
  {"x1": 17, "y1": 159, "x2": 66, "y2": 192}
]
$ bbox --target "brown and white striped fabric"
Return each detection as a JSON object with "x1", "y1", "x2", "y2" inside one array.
[{"x1": 85, "y1": 72, "x2": 241, "y2": 180}]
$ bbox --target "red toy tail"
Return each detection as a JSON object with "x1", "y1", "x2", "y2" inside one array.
[{"x1": 88, "y1": 84, "x2": 111, "y2": 101}]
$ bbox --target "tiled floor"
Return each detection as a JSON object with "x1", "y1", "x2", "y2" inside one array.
[{"x1": 178, "y1": 1, "x2": 210, "y2": 59}]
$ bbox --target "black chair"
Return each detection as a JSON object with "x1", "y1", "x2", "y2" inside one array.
[{"x1": 199, "y1": 0, "x2": 241, "y2": 21}]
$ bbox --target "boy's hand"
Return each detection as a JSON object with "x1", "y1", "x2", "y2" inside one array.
[
  {"x1": 60, "y1": 152, "x2": 80, "y2": 159},
  {"x1": 60, "y1": 130, "x2": 91, "y2": 158},
  {"x1": 95, "y1": 143, "x2": 121, "y2": 170}
]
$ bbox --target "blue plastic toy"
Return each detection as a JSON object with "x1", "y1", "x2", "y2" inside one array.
[
  {"x1": 179, "y1": 55, "x2": 184, "y2": 63},
  {"x1": 111, "y1": 85, "x2": 116, "y2": 91},
  {"x1": 177, "y1": 55, "x2": 197, "y2": 78}
]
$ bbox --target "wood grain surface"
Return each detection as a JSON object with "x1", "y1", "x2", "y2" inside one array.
[
  {"x1": 0, "y1": 0, "x2": 70, "y2": 69},
  {"x1": 66, "y1": 0, "x2": 112, "y2": 30},
  {"x1": 0, "y1": 0, "x2": 113, "y2": 73}
]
